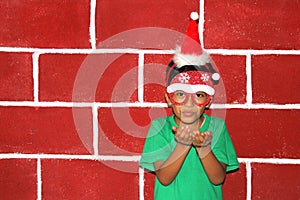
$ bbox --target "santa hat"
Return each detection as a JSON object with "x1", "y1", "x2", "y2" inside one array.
[{"x1": 166, "y1": 12, "x2": 220, "y2": 96}]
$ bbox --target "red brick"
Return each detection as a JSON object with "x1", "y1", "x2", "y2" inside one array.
[
  {"x1": 39, "y1": 54, "x2": 86, "y2": 101},
  {"x1": 0, "y1": 159, "x2": 37, "y2": 200},
  {"x1": 144, "y1": 54, "x2": 173, "y2": 103},
  {"x1": 0, "y1": 107, "x2": 92, "y2": 154},
  {"x1": 98, "y1": 107, "x2": 172, "y2": 155},
  {"x1": 226, "y1": 109, "x2": 300, "y2": 158},
  {"x1": 252, "y1": 55, "x2": 300, "y2": 104},
  {"x1": 42, "y1": 159, "x2": 139, "y2": 200},
  {"x1": 205, "y1": 1, "x2": 300, "y2": 49},
  {"x1": 252, "y1": 163, "x2": 300, "y2": 199},
  {"x1": 223, "y1": 163, "x2": 246, "y2": 200},
  {"x1": 95, "y1": 54, "x2": 138, "y2": 102},
  {"x1": 96, "y1": 0, "x2": 199, "y2": 46},
  {"x1": 0, "y1": 52, "x2": 33, "y2": 101},
  {"x1": 0, "y1": 0, "x2": 90, "y2": 48},
  {"x1": 144, "y1": 171, "x2": 155, "y2": 200},
  {"x1": 212, "y1": 55, "x2": 246, "y2": 104},
  {"x1": 39, "y1": 54, "x2": 138, "y2": 102}
]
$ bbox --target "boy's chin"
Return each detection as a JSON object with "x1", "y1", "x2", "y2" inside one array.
[{"x1": 177, "y1": 117, "x2": 200, "y2": 126}]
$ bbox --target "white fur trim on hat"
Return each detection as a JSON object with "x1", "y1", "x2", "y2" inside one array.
[
  {"x1": 173, "y1": 46, "x2": 210, "y2": 67},
  {"x1": 167, "y1": 83, "x2": 215, "y2": 95}
]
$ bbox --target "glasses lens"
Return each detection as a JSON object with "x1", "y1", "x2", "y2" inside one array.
[
  {"x1": 170, "y1": 91, "x2": 209, "y2": 105},
  {"x1": 172, "y1": 91, "x2": 186, "y2": 104},
  {"x1": 194, "y1": 92, "x2": 209, "y2": 104}
]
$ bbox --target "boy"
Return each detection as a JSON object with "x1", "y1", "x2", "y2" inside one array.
[{"x1": 140, "y1": 12, "x2": 239, "y2": 199}]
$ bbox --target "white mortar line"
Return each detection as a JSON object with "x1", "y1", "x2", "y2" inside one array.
[
  {"x1": 239, "y1": 158, "x2": 300, "y2": 164},
  {"x1": 0, "y1": 47, "x2": 174, "y2": 54},
  {"x1": 138, "y1": 53, "x2": 145, "y2": 103},
  {"x1": 2, "y1": 47, "x2": 300, "y2": 55},
  {"x1": 0, "y1": 101, "x2": 299, "y2": 109},
  {"x1": 199, "y1": 0, "x2": 205, "y2": 50},
  {"x1": 246, "y1": 54, "x2": 252, "y2": 108},
  {"x1": 246, "y1": 161, "x2": 252, "y2": 200},
  {"x1": 0, "y1": 47, "x2": 93, "y2": 54},
  {"x1": 139, "y1": 167, "x2": 145, "y2": 200},
  {"x1": 0, "y1": 154, "x2": 299, "y2": 164},
  {"x1": 84, "y1": 155, "x2": 141, "y2": 161},
  {"x1": 207, "y1": 49, "x2": 300, "y2": 55},
  {"x1": 0, "y1": 154, "x2": 141, "y2": 161},
  {"x1": 92, "y1": 103, "x2": 99, "y2": 156},
  {"x1": 248, "y1": 104, "x2": 300, "y2": 109},
  {"x1": 90, "y1": 102, "x2": 167, "y2": 108},
  {"x1": 32, "y1": 53, "x2": 40, "y2": 102},
  {"x1": 89, "y1": 0, "x2": 96, "y2": 49},
  {"x1": 0, "y1": 101, "x2": 93, "y2": 107},
  {"x1": 37, "y1": 158, "x2": 42, "y2": 200},
  {"x1": 203, "y1": 103, "x2": 300, "y2": 109}
]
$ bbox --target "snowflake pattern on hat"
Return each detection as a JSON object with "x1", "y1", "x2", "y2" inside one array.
[
  {"x1": 201, "y1": 73, "x2": 210, "y2": 82},
  {"x1": 178, "y1": 72, "x2": 190, "y2": 83},
  {"x1": 172, "y1": 71, "x2": 214, "y2": 85}
]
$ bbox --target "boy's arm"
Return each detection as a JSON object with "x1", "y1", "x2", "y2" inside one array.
[
  {"x1": 193, "y1": 131, "x2": 226, "y2": 185},
  {"x1": 153, "y1": 125, "x2": 194, "y2": 186},
  {"x1": 196, "y1": 146, "x2": 226, "y2": 185},
  {"x1": 154, "y1": 143, "x2": 191, "y2": 186}
]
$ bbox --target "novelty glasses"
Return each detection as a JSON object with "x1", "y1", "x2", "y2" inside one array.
[{"x1": 168, "y1": 90, "x2": 211, "y2": 106}]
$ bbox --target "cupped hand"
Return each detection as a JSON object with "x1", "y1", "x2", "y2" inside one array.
[
  {"x1": 172, "y1": 126, "x2": 195, "y2": 146},
  {"x1": 192, "y1": 131, "x2": 212, "y2": 147}
]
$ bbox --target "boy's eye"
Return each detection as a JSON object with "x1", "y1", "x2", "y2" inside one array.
[
  {"x1": 174, "y1": 91, "x2": 186, "y2": 97},
  {"x1": 176, "y1": 92, "x2": 185, "y2": 97},
  {"x1": 195, "y1": 92, "x2": 206, "y2": 98}
]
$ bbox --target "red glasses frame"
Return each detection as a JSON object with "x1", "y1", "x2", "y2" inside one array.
[{"x1": 167, "y1": 92, "x2": 211, "y2": 106}]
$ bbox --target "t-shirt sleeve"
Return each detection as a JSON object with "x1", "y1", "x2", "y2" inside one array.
[
  {"x1": 140, "y1": 119, "x2": 173, "y2": 172},
  {"x1": 211, "y1": 122, "x2": 239, "y2": 172}
]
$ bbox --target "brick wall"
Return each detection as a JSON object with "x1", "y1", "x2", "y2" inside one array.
[{"x1": 0, "y1": 0, "x2": 299, "y2": 200}]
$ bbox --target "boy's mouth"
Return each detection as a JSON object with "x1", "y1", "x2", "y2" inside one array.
[{"x1": 181, "y1": 111, "x2": 195, "y2": 117}]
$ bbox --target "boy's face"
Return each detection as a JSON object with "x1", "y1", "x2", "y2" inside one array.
[{"x1": 165, "y1": 90, "x2": 211, "y2": 126}]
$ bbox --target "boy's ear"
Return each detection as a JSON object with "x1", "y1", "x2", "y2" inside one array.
[
  {"x1": 164, "y1": 93, "x2": 173, "y2": 107},
  {"x1": 205, "y1": 97, "x2": 214, "y2": 109}
]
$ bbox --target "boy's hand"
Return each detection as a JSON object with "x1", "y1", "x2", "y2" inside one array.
[
  {"x1": 172, "y1": 126, "x2": 195, "y2": 146},
  {"x1": 193, "y1": 131, "x2": 212, "y2": 147}
]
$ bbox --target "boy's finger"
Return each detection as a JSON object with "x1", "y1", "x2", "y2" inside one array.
[{"x1": 204, "y1": 131, "x2": 212, "y2": 136}]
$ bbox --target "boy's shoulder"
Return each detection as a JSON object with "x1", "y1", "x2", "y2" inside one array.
[
  {"x1": 205, "y1": 114, "x2": 226, "y2": 124},
  {"x1": 204, "y1": 114, "x2": 227, "y2": 131},
  {"x1": 151, "y1": 115, "x2": 173, "y2": 127},
  {"x1": 147, "y1": 116, "x2": 174, "y2": 138},
  {"x1": 152, "y1": 115, "x2": 172, "y2": 122}
]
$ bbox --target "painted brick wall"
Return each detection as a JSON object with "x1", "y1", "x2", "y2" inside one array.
[{"x1": 0, "y1": 0, "x2": 299, "y2": 200}]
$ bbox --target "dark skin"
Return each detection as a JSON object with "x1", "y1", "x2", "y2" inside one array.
[{"x1": 153, "y1": 93, "x2": 226, "y2": 186}]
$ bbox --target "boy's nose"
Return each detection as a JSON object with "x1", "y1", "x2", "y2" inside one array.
[{"x1": 185, "y1": 95, "x2": 194, "y2": 106}]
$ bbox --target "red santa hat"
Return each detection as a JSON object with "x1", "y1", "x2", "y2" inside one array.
[{"x1": 166, "y1": 12, "x2": 220, "y2": 96}]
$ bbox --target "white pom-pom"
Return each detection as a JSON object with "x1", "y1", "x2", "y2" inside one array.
[
  {"x1": 212, "y1": 73, "x2": 220, "y2": 80},
  {"x1": 190, "y1": 12, "x2": 199, "y2": 20}
]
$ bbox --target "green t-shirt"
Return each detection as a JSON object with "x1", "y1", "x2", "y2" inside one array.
[{"x1": 140, "y1": 114, "x2": 239, "y2": 200}]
